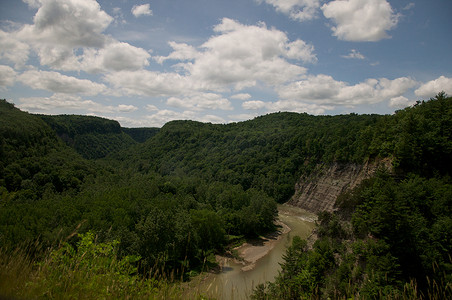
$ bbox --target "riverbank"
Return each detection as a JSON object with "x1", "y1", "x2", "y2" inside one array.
[
  {"x1": 190, "y1": 205, "x2": 316, "y2": 299},
  {"x1": 214, "y1": 205, "x2": 316, "y2": 272},
  {"x1": 232, "y1": 220, "x2": 291, "y2": 271}
]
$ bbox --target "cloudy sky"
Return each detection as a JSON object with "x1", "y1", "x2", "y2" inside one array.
[{"x1": 1, "y1": 0, "x2": 451, "y2": 127}]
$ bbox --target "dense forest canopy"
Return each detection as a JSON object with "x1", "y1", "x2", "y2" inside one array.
[
  {"x1": 253, "y1": 92, "x2": 452, "y2": 299},
  {"x1": 1, "y1": 93, "x2": 451, "y2": 298}
]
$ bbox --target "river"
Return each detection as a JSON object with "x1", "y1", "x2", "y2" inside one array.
[{"x1": 193, "y1": 204, "x2": 316, "y2": 299}]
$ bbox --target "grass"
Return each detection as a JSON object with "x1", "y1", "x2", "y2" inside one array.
[{"x1": 0, "y1": 233, "x2": 212, "y2": 299}]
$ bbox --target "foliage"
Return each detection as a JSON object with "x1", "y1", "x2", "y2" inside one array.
[
  {"x1": 39, "y1": 114, "x2": 137, "y2": 159},
  {"x1": 122, "y1": 112, "x2": 385, "y2": 203},
  {"x1": 0, "y1": 232, "x2": 185, "y2": 299},
  {"x1": 1, "y1": 93, "x2": 452, "y2": 298},
  {"x1": 122, "y1": 127, "x2": 160, "y2": 143},
  {"x1": 252, "y1": 93, "x2": 452, "y2": 299}
]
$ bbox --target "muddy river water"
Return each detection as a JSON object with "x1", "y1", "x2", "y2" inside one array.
[{"x1": 194, "y1": 204, "x2": 317, "y2": 299}]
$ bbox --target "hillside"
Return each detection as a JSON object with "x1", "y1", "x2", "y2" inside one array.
[
  {"x1": 252, "y1": 93, "x2": 452, "y2": 299},
  {"x1": 120, "y1": 112, "x2": 385, "y2": 203},
  {"x1": 39, "y1": 114, "x2": 137, "y2": 159},
  {"x1": 1, "y1": 93, "x2": 451, "y2": 299},
  {"x1": 122, "y1": 127, "x2": 160, "y2": 143}
]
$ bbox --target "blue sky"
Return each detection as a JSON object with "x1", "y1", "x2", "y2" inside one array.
[{"x1": 1, "y1": 0, "x2": 451, "y2": 127}]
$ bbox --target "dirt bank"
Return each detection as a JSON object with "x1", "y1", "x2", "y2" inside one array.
[{"x1": 216, "y1": 220, "x2": 291, "y2": 272}]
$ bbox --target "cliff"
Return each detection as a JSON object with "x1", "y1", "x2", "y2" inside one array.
[{"x1": 288, "y1": 158, "x2": 392, "y2": 213}]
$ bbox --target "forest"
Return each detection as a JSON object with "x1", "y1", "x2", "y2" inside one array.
[{"x1": 0, "y1": 92, "x2": 451, "y2": 299}]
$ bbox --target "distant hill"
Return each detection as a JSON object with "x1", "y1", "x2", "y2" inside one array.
[
  {"x1": 39, "y1": 114, "x2": 136, "y2": 159},
  {"x1": 122, "y1": 127, "x2": 160, "y2": 143}
]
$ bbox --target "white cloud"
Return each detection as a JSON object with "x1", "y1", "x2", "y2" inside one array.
[
  {"x1": 14, "y1": 0, "x2": 113, "y2": 71},
  {"x1": 3, "y1": 0, "x2": 150, "y2": 74},
  {"x1": 18, "y1": 70, "x2": 107, "y2": 95},
  {"x1": 242, "y1": 100, "x2": 267, "y2": 110},
  {"x1": 167, "y1": 93, "x2": 233, "y2": 111},
  {"x1": 145, "y1": 104, "x2": 159, "y2": 111},
  {"x1": 389, "y1": 96, "x2": 412, "y2": 108},
  {"x1": 81, "y1": 42, "x2": 150, "y2": 73},
  {"x1": 108, "y1": 18, "x2": 315, "y2": 97},
  {"x1": 342, "y1": 49, "x2": 365, "y2": 60},
  {"x1": 117, "y1": 104, "x2": 138, "y2": 112},
  {"x1": 377, "y1": 77, "x2": 418, "y2": 99},
  {"x1": 257, "y1": 0, "x2": 321, "y2": 22},
  {"x1": 0, "y1": 30, "x2": 30, "y2": 67},
  {"x1": 0, "y1": 65, "x2": 17, "y2": 89},
  {"x1": 278, "y1": 75, "x2": 417, "y2": 106},
  {"x1": 155, "y1": 42, "x2": 199, "y2": 64},
  {"x1": 18, "y1": 94, "x2": 102, "y2": 112},
  {"x1": 20, "y1": 0, "x2": 113, "y2": 48},
  {"x1": 18, "y1": 93, "x2": 137, "y2": 114},
  {"x1": 131, "y1": 4, "x2": 153, "y2": 17},
  {"x1": 415, "y1": 76, "x2": 452, "y2": 99},
  {"x1": 321, "y1": 0, "x2": 399, "y2": 41},
  {"x1": 179, "y1": 18, "x2": 313, "y2": 90},
  {"x1": 231, "y1": 93, "x2": 252, "y2": 100},
  {"x1": 104, "y1": 70, "x2": 190, "y2": 97}
]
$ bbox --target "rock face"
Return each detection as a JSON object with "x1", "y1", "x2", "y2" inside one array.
[{"x1": 288, "y1": 158, "x2": 392, "y2": 213}]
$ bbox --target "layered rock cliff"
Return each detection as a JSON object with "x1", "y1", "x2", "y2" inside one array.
[{"x1": 288, "y1": 158, "x2": 392, "y2": 213}]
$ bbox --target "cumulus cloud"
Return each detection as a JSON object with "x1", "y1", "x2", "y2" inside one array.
[
  {"x1": 277, "y1": 75, "x2": 416, "y2": 106},
  {"x1": 0, "y1": 65, "x2": 17, "y2": 89},
  {"x1": 0, "y1": 30, "x2": 30, "y2": 67},
  {"x1": 389, "y1": 96, "x2": 413, "y2": 108},
  {"x1": 231, "y1": 93, "x2": 252, "y2": 100},
  {"x1": 154, "y1": 42, "x2": 199, "y2": 64},
  {"x1": 242, "y1": 100, "x2": 267, "y2": 110},
  {"x1": 117, "y1": 104, "x2": 138, "y2": 112},
  {"x1": 111, "y1": 18, "x2": 316, "y2": 96},
  {"x1": 257, "y1": 0, "x2": 321, "y2": 22},
  {"x1": 17, "y1": 93, "x2": 136, "y2": 114},
  {"x1": 104, "y1": 70, "x2": 190, "y2": 97},
  {"x1": 321, "y1": 0, "x2": 399, "y2": 41},
  {"x1": 166, "y1": 93, "x2": 233, "y2": 111},
  {"x1": 180, "y1": 18, "x2": 314, "y2": 90},
  {"x1": 415, "y1": 76, "x2": 452, "y2": 99},
  {"x1": 20, "y1": 0, "x2": 113, "y2": 49},
  {"x1": 18, "y1": 70, "x2": 107, "y2": 95},
  {"x1": 145, "y1": 104, "x2": 159, "y2": 111},
  {"x1": 3, "y1": 0, "x2": 150, "y2": 73},
  {"x1": 81, "y1": 42, "x2": 150, "y2": 73},
  {"x1": 342, "y1": 49, "x2": 365, "y2": 59},
  {"x1": 131, "y1": 4, "x2": 153, "y2": 17}
]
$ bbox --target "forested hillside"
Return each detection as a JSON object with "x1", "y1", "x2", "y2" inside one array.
[
  {"x1": 1, "y1": 93, "x2": 451, "y2": 299},
  {"x1": 117, "y1": 111, "x2": 385, "y2": 203},
  {"x1": 252, "y1": 93, "x2": 452, "y2": 299},
  {"x1": 0, "y1": 99, "x2": 278, "y2": 275},
  {"x1": 39, "y1": 114, "x2": 137, "y2": 159}
]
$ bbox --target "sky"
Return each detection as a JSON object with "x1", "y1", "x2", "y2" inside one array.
[{"x1": 0, "y1": 0, "x2": 451, "y2": 127}]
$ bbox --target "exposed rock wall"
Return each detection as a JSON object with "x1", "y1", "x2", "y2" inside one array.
[{"x1": 288, "y1": 158, "x2": 392, "y2": 213}]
